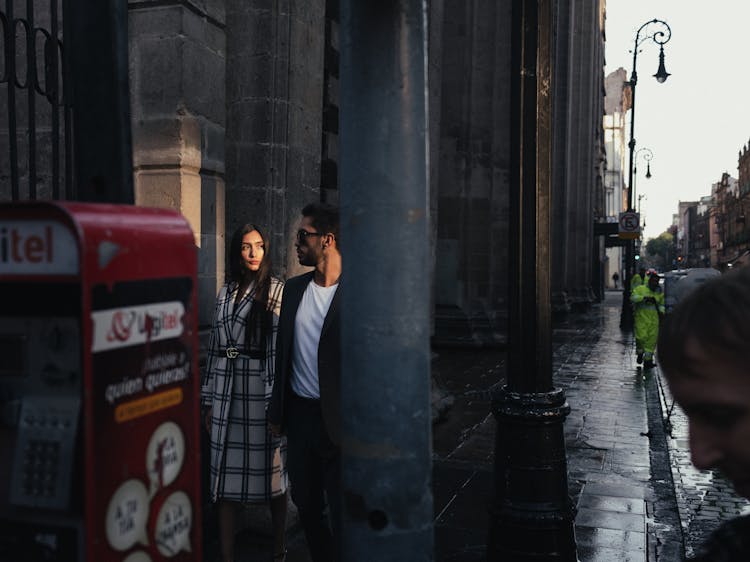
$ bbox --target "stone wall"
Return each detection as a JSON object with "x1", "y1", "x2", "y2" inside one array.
[
  {"x1": 127, "y1": 0, "x2": 328, "y2": 328},
  {"x1": 433, "y1": 0, "x2": 511, "y2": 346},
  {"x1": 128, "y1": 0, "x2": 227, "y2": 327},
  {"x1": 225, "y1": 0, "x2": 326, "y2": 281}
]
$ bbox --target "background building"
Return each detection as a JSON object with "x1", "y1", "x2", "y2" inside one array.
[
  {"x1": 602, "y1": 67, "x2": 628, "y2": 288},
  {"x1": 691, "y1": 195, "x2": 712, "y2": 268},
  {"x1": 712, "y1": 172, "x2": 745, "y2": 268}
]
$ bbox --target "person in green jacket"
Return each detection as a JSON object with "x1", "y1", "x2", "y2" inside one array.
[{"x1": 631, "y1": 272, "x2": 665, "y2": 369}]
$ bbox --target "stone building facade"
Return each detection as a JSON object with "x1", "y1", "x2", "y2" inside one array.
[
  {"x1": 551, "y1": 0, "x2": 607, "y2": 313},
  {"x1": 2, "y1": 0, "x2": 607, "y2": 342},
  {"x1": 713, "y1": 149, "x2": 750, "y2": 269}
]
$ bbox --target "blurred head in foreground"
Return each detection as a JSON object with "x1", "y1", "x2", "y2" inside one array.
[{"x1": 658, "y1": 266, "x2": 750, "y2": 499}]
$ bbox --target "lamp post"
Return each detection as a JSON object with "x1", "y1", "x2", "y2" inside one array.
[
  {"x1": 636, "y1": 193, "x2": 647, "y2": 262},
  {"x1": 620, "y1": 19, "x2": 672, "y2": 330},
  {"x1": 632, "y1": 147, "x2": 653, "y2": 205}
]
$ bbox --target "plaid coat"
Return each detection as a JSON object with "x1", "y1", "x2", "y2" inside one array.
[{"x1": 201, "y1": 277, "x2": 287, "y2": 503}]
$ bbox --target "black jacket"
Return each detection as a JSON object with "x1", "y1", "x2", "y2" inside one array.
[{"x1": 268, "y1": 271, "x2": 341, "y2": 444}]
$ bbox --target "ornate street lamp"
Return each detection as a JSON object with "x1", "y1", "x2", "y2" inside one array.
[
  {"x1": 654, "y1": 45, "x2": 671, "y2": 83},
  {"x1": 637, "y1": 193, "x2": 647, "y2": 215},
  {"x1": 620, "y1": 19, "x2": 672, "y2": 330},
  {"x1": 632, "y1": 147, "x2": 653, "y2": 204}
]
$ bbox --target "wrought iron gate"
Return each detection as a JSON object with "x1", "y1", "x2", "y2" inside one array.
[{"x1": 1, "y1": 0, "x2": 73, "y2": 201}]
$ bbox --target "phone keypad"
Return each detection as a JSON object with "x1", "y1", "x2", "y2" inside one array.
[
  {"x1": 9, "y1": 398, "x2": 79, "y2": 510},
  {"x1": 22, "y1": 440, "x2": 61, "y2": 499}
]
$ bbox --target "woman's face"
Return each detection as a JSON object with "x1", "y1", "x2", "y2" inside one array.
[{"x1": 240, "y1": 230, "x2": 265, "y2": 272}]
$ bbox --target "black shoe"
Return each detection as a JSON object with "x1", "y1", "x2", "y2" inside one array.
[
  {"x1": 644, "y1": 359, "x2": 655, "y2": 369},
  {"x1": 636, "y1": 352, "x2": 644, "y2": 364}
]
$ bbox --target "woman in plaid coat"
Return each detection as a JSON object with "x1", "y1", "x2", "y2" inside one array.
[{"x1": 201, "y1": 224, "x2": 288, "y2": 562}]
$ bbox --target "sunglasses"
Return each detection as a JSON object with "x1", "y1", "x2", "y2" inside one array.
[{"x1": 296, "y1": 229, "x2": 324, "y2": 243}]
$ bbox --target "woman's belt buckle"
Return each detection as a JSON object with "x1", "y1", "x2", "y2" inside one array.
[{"x1": 225, "y1": 347, "x2": 240, "y2": 359}]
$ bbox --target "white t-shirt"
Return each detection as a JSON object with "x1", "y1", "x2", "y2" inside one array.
[{"x1": 290, "y1": 280, "x2": 338, "y2": 399}]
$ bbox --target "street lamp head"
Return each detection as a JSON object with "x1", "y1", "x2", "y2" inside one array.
[
  {"x1": 654, "y1": 45, "x2": 670, "y2": 83},
  {"x1": 646, "y1": 162, "x2": 652, "y2": 178}
]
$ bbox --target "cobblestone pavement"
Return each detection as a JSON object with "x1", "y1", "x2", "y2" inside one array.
[{"x1": 655, "y1": 368, "x2": 750, "y2": 558}]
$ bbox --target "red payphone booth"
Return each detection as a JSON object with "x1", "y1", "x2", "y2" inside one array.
[{"x1": 0, "y1": 202, "x2": 202, "y2": 562}]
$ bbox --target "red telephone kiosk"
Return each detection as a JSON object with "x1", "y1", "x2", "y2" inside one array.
[{"x1": 0, "y1": 202, "x2": 202, "y2": 562}]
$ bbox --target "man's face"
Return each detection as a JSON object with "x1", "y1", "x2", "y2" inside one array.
[
  {"x1": 648, "y1": 276, "x2": 659, "y2": 291},
  {"x1": 295, "y1": 216, "x2": 325, "y2": 267},
  {"x1": 667, "y1": 336, "x2": 750, "y2": 499}
]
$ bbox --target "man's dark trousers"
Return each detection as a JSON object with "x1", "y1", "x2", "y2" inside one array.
[{"x1": 286, "y1": 392, "x2": 341, "y2": 562}]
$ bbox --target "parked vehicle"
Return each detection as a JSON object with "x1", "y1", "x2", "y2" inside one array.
[{"x1": 664, "y1": 268, "x2": 721, "y2": 313}]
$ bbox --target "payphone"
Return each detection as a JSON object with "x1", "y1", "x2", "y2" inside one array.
[{"x1": 0, "y1": 202, "x2": 201, "y2": 562}]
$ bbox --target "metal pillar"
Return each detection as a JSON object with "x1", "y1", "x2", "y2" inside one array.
[
  {"x1": 488, "y1": 0, "x2": 577, "y2": 559},
  {"x1": 619, "y1": 60, "x2": 638, "y2": 329},
  {"x1": 65, "y1": 0, "x2": 133, "y2": 203},
  {"x1": 339, "y1": 1, "x2": 433, "y2": 561}
]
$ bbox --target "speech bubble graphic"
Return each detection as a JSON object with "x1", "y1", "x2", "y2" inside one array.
[
  {"x1": 105, "y1": 479, "x2": 150, "y2": 551},
  {"x1": 154, "y1": 490, "x2": 193, "y2": 557},
  {"x1": 146, "y1": 421, "x2": 185, "y2": 497},
  {"x1": 123, "y1": 551, "x2": 153, "y2": 562}
]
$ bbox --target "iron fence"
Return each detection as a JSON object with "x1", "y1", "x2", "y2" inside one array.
[{"x1": 1, "y1": 0, "x2": 73, "y2": 201}]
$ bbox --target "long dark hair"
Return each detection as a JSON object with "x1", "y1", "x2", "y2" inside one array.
[{"x1": 228, "y1": 224, "x2": 273, "y2": 358}]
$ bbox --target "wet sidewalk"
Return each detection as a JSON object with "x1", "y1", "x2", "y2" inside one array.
[
  {"x1": 432, "y1": 291, "x2": 681, "y2": 561},
  {"x1": 210, "y1": 290, "x2": 748, "y2": 560},
  {"x1": 556, "y1": 292, "x2": 680, "y2": 562}
]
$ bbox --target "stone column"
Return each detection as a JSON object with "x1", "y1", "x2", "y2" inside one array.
[
  {"x1": 225, "y1": 0, "x2": 326, "y2": 279},
  {"x1": 564, "y1": 0, "x2": 602, "y2": 310},
  {"x1": 568, "y1": 0, "x2": 587, "y2": 307},
  {"x1": 550, "y1": 0, "x2": 573, "y2": 316},
  {"x1": 577, "y1": 0, "x2": 595, "y2": 306},
  {"x1": 128, "y1": 0, "x2": 226, "y2": 327},
  {"x1": 434, "y1": 0, "x2": 511, "y2": 346},
  {"x1": 428, "y1": 0, "x2": 445, "y2": 337}
]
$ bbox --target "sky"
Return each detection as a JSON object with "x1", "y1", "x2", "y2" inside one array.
[{"x1": 604, "y1": 2, "x2": 750, "y2": 241}]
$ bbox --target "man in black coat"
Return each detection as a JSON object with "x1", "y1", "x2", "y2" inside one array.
[{"x1": 269, "y1": 202, "x2": 341, "y2": 562}]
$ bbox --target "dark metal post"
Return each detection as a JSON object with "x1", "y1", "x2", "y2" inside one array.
[
  {"x1": 620, "y1": 19, "x2": 671, "y2": 330},
  {"x1": 620, "y1": 42, "x2": 638, "y2": 329},
  {"x1": 488, "y1": 0, "x2": 577, "y2": 559},
  {"x1": 65, "y1": 0, "x2": 133, "y2": 203},
  {"x1": 339, "y1": 1, "x2": 433, "y2": 560}
]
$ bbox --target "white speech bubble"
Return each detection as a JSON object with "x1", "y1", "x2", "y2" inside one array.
[
  {"x1": 123, "y1": 551, "x2": 153, "y2": 562},
  {"x1": 146, "y1": 421, "x2": 185, "y2": 497},
  {"x1": 154, "y1": 490, "x2": 193, "y2": 557},
  {"x1": 105, "y1": 479, "x2": 150, "y2": 551}
]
